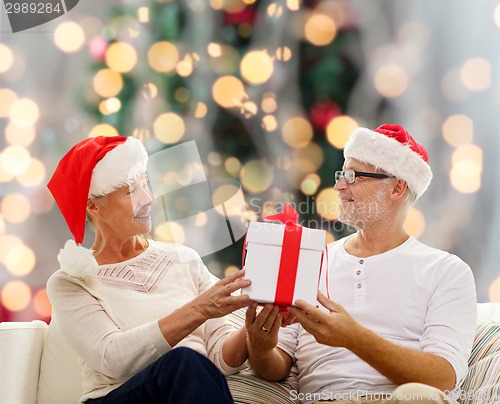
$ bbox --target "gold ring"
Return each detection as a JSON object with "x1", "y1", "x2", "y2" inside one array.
[{"x1": 262, "y1": 326, "x2": 271, "y2": 333}]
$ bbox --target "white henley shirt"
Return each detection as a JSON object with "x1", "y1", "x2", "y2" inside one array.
[{"x1": 277, "y1": 236, "x2": 477, "y2": 404}]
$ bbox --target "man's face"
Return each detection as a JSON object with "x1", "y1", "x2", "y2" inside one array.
[{"x1": 333, "y1": 158, "x2": 393, "y2": 229}]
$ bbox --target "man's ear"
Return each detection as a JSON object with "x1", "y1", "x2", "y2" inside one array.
[{"x1": 390, "y1": 179, "x2": 408, "y2": 201}]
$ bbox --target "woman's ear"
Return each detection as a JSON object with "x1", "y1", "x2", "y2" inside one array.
[
  {"x1": 390, "y1": 179, "x2": 408, "y2": 201},
  {"x1": 87, "y1": 199, "x2": 99, "y2": 220}
]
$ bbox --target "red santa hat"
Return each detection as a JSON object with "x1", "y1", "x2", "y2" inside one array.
[
  {"x1": 343, "y1": 123, "x2": 432, "y2": 198},
  {"x1": 47, "y1": 135, "x2": 148, "y2": 280}
]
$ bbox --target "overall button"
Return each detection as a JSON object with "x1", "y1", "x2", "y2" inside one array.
[
  {"x1": 359, "y1": 259, "x2": 364, "y2": 264},
  {"x1": 356, "y1": 283, "x2": 362, "y2": 289},
  {"x1": 356, "y1": 270, "x2": 361, "y2": 275}
]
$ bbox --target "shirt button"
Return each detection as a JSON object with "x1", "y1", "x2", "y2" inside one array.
[
  {"x1": 359, "y1": 259, "x2": 364, "y2": 264},
  {"x1": 357, "y1": 283, "x2": 362, "y2": 289},
  {"x1": 356, "y1": 270, "x2": 361, "y2": 275}
]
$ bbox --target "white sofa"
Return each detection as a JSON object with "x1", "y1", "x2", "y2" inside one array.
[{"x1": 1, "y1": 303, "x2": 499, "y2": 404}]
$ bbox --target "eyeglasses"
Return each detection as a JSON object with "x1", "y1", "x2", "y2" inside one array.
[{"x1": 335, "y1": 169, "x2": 394, "y2": 184}]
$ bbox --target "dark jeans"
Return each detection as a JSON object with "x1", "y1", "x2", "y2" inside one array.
[{"x1": 85, "y1": 347, "x2": 234, "y2": 404}]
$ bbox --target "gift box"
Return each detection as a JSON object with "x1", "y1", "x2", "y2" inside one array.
[{"x1": 242, "y1": 204, "x2": 326, "y2": 307}]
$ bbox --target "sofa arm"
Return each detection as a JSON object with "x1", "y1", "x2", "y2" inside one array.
[
  {"x1": 0, "y1": 321, "x2": 48, "y2": 404},
  {"x1": 478, "y1": 302, "x2": 500, "y2": 323}
]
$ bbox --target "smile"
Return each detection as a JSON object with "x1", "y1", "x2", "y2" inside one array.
[{"x1": 135, "y1": 210, "x2": 151, "y2": 219}]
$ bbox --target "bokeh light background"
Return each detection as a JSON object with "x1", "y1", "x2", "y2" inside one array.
[{"x1": 0, "y1": 0, "x2": 499, "y2": 322}]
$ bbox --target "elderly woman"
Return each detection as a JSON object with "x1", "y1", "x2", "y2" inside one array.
[{"x1": 46, "y1": 136, "x2": 251, "y2": 404}]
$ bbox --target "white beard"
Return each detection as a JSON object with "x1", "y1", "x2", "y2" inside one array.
[{"x1": 338, "y1": 186, "x2": 392, "y2": 230}]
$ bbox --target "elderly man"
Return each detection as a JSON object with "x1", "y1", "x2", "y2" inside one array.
[{"x1": 245, "y1": 124, "x2": 477, "y2": 404}]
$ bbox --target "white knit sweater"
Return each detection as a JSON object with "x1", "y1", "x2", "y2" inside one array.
[{"x1": 47, "y1": 240, "x2": 242, "y2": 403}]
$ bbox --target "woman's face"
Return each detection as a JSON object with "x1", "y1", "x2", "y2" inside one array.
[{"x1": 92, "y1": 174, "x2": 153, "y2": 239}]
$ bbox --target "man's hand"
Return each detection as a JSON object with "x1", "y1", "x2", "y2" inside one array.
[
  {"x1": 192, "y1": 270, "x2": 251, "y2": 320},
  {"x1": 287, "y1": 291, "x2": 361, "y2": 349}
]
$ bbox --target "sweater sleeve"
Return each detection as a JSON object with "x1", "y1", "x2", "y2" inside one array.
[
  {"x1": 198, "y1": 266, "x2": 247, "y2": 375},
  {"x1": 277, "y1": 323, "x2": 299, "y2": 361},
  {"x1": 46, "y1": 273, "x2": 171, "y2": 380}
]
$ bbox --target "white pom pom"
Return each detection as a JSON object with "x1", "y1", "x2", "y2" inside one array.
[{"x1": 58, "y1": 240, "x2": 98, "y2": 281}]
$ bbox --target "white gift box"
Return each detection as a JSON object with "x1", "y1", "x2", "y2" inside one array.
[{"x1": 242, "y1": 221, "x2": 326, "y2": 307}]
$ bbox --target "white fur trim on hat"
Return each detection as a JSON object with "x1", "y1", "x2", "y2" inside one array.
[
  {"x1": 58, "y1": 240, "x2": 98, "y2": 281},
  {"x1": 344, "y1": 128, "x2": 432, "y2": 198},
  {"x1": 89, "y1": 137, "x2": 148, "y2": 197}
]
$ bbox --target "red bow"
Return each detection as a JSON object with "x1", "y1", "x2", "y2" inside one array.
[
  {"x1": 264, "y1": 203, "x2": 302, "y2": 307},
  {"x1": 264, "y1": 203, "x2": 299, "y2": 224}
]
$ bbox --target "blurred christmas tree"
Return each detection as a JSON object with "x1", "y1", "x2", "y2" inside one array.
[{"x1": 79, "y1": 0, "x2": 361, "y2": 277}]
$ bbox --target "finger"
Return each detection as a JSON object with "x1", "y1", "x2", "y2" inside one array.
[
  {"x1": 270, "y1": 312, "x2": 282, "y2": 334},
  {"x1": 288, "y1": 305, "x2": 322, "y2": 324},
  {"x1": 262, "y1": 306, "x2": 279, "y2": 331},
  {"x1": 288, "y1": 307, "x2": 320, "y2": 332},
  {"x1": 287, "y1": 306, "x2": 306, "y2": 321},
  {"x1": 219, "y1": 269, "x2": 246, "y2": 286},
  {"x1": 294, "y1": 299, "x2": 315, "y2": 312},
  {"x1": 294, "y1": 300, "x2": 332, "y2": 326},
  {"x1": 253, "y1": 304, "x2": 277, "y2": 329},
  {"x1": 226, "y1": 300, "x2": 252, "y2": 313},
  {"x1": 294, "y1": 299, "x2": 326, "y2": 320},
  {"x1": 225, "y1": 294, "x2": 251, "y2": 307},
  {"x1": 317, "y1": 291, "x2": 338, "y2": 312},
  {"x1": 281, "y1": 312, "x2": 296, "y2": 327},
  {"x1": 224, "y1": 277, "x2": 252, "y2": 294},
  {"x1": 245, "y1": 302, "x2": 258, "y2": 327},
  {"x1": 284, "y1": 307, "x2": 300, "y2": 325}
]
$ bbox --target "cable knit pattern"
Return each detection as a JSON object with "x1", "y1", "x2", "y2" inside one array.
[
  {"x1": 96, "y1": 246, "x2": 170, "y2": 293},
  {"x1": 47, "y1": 240, "x2": 245, "y2": 403}
]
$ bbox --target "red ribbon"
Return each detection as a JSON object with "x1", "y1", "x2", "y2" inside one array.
[{"x1": 264, "y1": 204, "x2": 303, "y2": 307}]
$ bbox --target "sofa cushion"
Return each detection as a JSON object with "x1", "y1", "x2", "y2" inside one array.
[
  {"x1": 468, "y1": 317, "x2": 500, "y2": 364},
  {"x1": 37, "y1": 318, "x2": 82, "y2": 404},
  {"x1": 458, "y1": 317, "x2": 500, "y2": 404},
  {"x1": 226, "y1": 308, "x2": 298, "y2": 403},
  {"x1": 477, "y1": 302, "x2": 500, "y2": 323},
  {"x1": 0, "y1": 321, "x2": 47, "y2": 404},
  {"x1": 227, "y1": 367, "x2": 298, "y2": 404}
]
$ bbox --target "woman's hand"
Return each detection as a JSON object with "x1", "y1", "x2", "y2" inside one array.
[
  {"x1": 193, "y1": 270, "x2": 251, "y2": 320},
  {"x1": 244, "y1": 302, "x2": 295, "y2": 381},
  {"x1": 245, "y1": 303, "x2": 282, "y2": 354}
]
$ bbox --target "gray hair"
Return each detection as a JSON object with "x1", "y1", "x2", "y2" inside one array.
[{"x1": 405, "y1": 187, "x2": 418, "y2": 206}]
